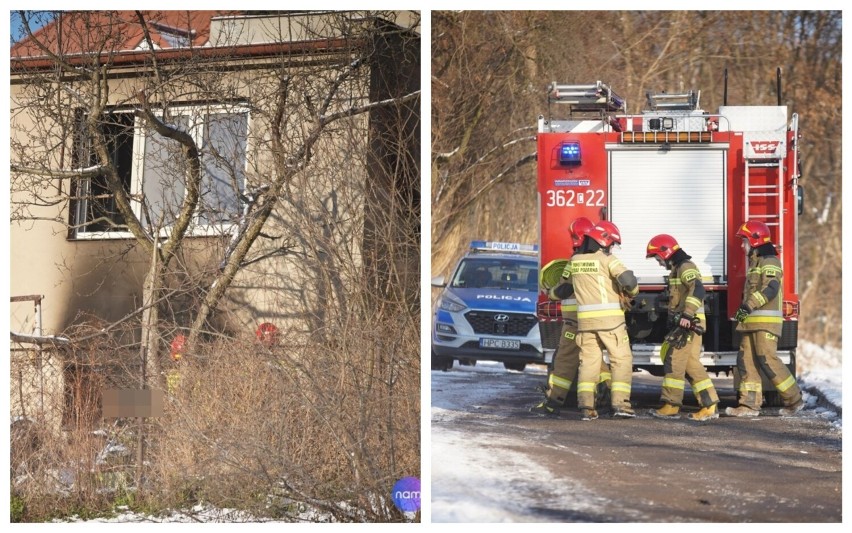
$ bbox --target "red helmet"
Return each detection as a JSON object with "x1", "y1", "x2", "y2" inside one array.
[
  {"x1": 736, "y1": 220, "x2": 772, "y2": 248},
  {"x1": 588, "y1": 221, "x2": 622, "y2": 247},
  {"x1": 646, "y1": 234, "x2": 681, "y2": 261},
  {"x1": 568, "y1": 217, "x2": 595, "y2": 248}
]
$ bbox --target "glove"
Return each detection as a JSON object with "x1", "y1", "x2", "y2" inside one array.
[
  {"x1": 678, "y1": 313, "x2": 694, "y2": 330},
  {"x1": 552, "y1": 283, "x2": 574, "y2": 300},
  {"x1": 664, "y1": 326, "x2": 690, "y2": 350},
  {"x1": 734, "y1": 304, "x2": 752, "y2": 323},
  {"x1": 667, "y1": 312, "x2": 681, "y2": 329}
]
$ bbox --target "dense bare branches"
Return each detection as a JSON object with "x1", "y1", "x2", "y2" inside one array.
[
  {"x1": 11, "y1": 10, "x2": 420, "y2": 521},
  {"x1": 431, "y1": 10, "x2": 841, "y2": 348}
]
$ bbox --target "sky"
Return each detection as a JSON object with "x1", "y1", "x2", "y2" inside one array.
[{"x1": 9, "y1": 11, "x2": 52, "y2": 46}]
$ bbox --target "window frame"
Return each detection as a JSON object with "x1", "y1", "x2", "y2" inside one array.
[{"x1": 70, "y1": 102, "x2": 251, "y2": 240}]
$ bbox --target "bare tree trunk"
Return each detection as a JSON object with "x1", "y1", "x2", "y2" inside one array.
[{"x1": 140, "y1": 239, "x2": 162, "y2": 386}]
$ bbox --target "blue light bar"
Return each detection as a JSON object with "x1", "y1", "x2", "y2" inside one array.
[
  {"x1": 559, "y1": 141, "x2": 581, "y2": 164},
  {"x1": 469, "y1": 241, "x2": 539, "y2": 253}
]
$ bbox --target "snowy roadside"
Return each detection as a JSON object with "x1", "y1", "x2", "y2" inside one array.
[
  {"x1": 53, "y1": 502, "x2": 417, "y2": 523},
  {"x1": 797, "y1": 341, "x2": 842, "y2": 420},
  {"x1": 431, "y1": 341, "x2": 842, "y2": 522}
]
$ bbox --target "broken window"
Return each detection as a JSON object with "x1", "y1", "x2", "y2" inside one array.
[
  {"x1": 69, "y1": 110, "x2": 134, "y2": 235},
  {"x1": 69, "y1": 104, "x2": 249, "y2": 239}
]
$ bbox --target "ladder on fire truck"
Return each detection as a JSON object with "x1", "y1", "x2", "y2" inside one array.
[
  {"x1": 736, "y1": 67, "x2": 795, "y2": 257},
  {"x1": 548, "y1": 81, "x2": 627, "y2": 114},
  {"x1": 743, "y1": 124, "x2": 789, "y2": 253}
]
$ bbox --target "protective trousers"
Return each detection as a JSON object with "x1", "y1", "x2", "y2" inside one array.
[
  {"x1": 661, "y1": 331, "x2": 718, "y2": 407},
  {"x1": 548, "y1": 323, "x2": 611, "y2": 404},
  {"x1": 576, "y1": 325, "x2": 632, "y2": 410},
  {"x1": 737, "y1": 331, "x2": 802, "y2": 410}
]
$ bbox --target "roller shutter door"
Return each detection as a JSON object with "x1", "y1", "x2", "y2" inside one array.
[{"x1": 608, "y1": 147, "x2": 727, "y2": 284}]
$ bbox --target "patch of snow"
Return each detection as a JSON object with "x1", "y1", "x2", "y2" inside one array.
[
  {"x1": 797, "y1": 340, "x2": 842, "y2": 414},
  {"x1": 432, "y1": 422, "x2": 600, "y2": 522}
]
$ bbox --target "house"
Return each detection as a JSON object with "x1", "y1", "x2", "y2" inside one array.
[{"x1": 9, "y1": 10, "x2": 420, "y2": 431}]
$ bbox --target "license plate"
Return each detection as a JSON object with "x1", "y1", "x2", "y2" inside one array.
[{"x1": 479, "y1": 338, "x2": 521, "y2": 350}]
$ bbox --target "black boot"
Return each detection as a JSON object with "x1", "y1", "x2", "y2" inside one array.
[{"x1": 530, "y1": 397, "x2": 562, "y2": 416}]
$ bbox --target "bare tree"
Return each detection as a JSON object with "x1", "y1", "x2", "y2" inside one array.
[
  {"x1": 11, "y1": 11, "x2": 420, "y2": 520},
  {"x1": 431, "y1": 10, "x2": 841, "y2": 348},
  {"x1": 11, "y1": 10, "x2": 420, "y2": 381}
]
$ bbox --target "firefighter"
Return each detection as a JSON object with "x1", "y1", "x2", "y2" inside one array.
[
  {"x1": 530, "y1": 217, "x2": 611, "y2": 416},
  {"x1": 726, "y1": 220, "x2": 804, "y2": 417},
  {"x1": 565, "y1": 221, "x2": 638, "y2": 420},
  {"x1": 645, "y1": 234, "x2": 720, "y2": 421}
]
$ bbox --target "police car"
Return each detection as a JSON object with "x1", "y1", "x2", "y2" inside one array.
[{"x1": 431, "y1": 241, "x2": 546, "y2": 372}]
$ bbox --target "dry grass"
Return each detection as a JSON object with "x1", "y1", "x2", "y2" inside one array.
[{"x1": 11, "y1": 312, "x2": 420, "y2": 522}]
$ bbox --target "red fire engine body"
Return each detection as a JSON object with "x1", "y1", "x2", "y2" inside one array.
[{"x1": 536, "y1": 79, "x2": 802, "y2": 399}]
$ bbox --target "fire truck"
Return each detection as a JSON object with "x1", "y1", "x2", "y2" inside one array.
[{"x1": 536, "y1": 71, "x2": 802, "y2": 406}]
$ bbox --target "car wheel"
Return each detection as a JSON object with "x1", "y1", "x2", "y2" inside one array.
[
  {"x1": 504, "y1": 362, "x2": 527, "y2": 372},
  {"x1": 431, "y1": 349, "x2": 454, "y2": 371},
  {"x1": 459, "y1": 358, "x2": 476, "y2": 367}
]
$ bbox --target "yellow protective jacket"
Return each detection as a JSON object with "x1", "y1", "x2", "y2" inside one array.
[
  {"x1": 563, "y1": 249, "x2": 638, "y2": 332},
  {"x1": 737, "y1": 252, "x2": 784, "y2": 336},
  {"x1": 668, "y1": 259, "x2": 707, "y2": 328}
]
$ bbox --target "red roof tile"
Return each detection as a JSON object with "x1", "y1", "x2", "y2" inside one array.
[{"x1": 11, "y1": 11, "x2": 238, "y2": 58}]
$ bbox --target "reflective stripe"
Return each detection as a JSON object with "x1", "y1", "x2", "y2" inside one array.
[
  {"x1": 685, "y1": 296, "x2": 702, "y2": 308},
  {"x1": 663, "y1": 377, "x2": 685, "y2": 390},
  {"x1": 693, "y1": 378, "x2": 714, "y2": 392},
  {"x1": 562, "y1": 303, "x2": 578, "y2": 313},
  {"x1": 752, "y1": 292, "x2": 767, "y2": 307},
  {"x1": 577, "y1": 382, "x2": 596, "y2": 393},
  {"x1": 762, "y1": 265, "x2": 782, "y2": 277},
  {"x1": 739, "y1": 381, "x2": 762, "y2": 393},
  {"x1": 578, "y1": 309, "x2": 625, "y2": 319},
  {"x1": 579, "y1": 303, "x2": 622, "y2": 311},
  {"x1": 681, "y1": 268, "x2": 700, "y2": 282},
  {"x1": 549, "y1": 374, "x2": 573, "y2": 390},
  {"x1": 776, "y1": 374, "x2": 797, "y2": 392},
  {"x1": 750, "y1": 310, "x2": 782, "y2": 317},
  {"x1": 611, "y1": 381, "x2": 631, "y2": 394},
  {"x1": 610, "y1": 258, "x2": 623, "y2": 270},
  {"x1": 578, "y1": 302, "x2": 623, "y2": 319},
  {"x1": 744, "y1": 316, "x2": 783, "y2": 324},
  {"x1": 669, "y1": 279, "x2": 682, "y2": 286},
  {"x1": 597, "y1": 276, "x2": 608, "y2": 302},
  {"x1": 599, "y1": 372, "x2": 612, "y2": 382}
]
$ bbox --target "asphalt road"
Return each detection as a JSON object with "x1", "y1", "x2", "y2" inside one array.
[{"x1": 431, "y1": 365, "x2": 842, "y2": 522}]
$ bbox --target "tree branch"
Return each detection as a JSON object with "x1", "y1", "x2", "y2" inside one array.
[
  {"x1": 320, "y1": 90, "x2": 420, "y2": 126},
  {"x1": 10, "y1": 164, "x2": 107, "y2": 179}
]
